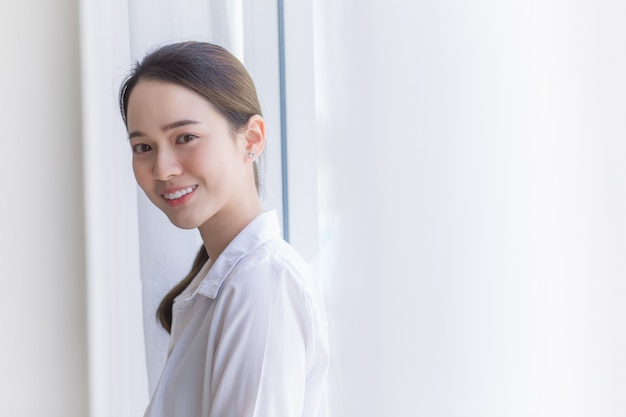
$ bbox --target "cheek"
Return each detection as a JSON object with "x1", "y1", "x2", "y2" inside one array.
[
  {"x1": 185, "y1": 146, "x2": 225, "y2": 178},
  {"x1": 132, "y1": 159, "x2": 153, "y2": 190}
]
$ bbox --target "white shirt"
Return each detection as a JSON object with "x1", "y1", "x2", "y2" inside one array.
[{"x1": 144, "y1": 210, "x2": 329, "y2": 417}]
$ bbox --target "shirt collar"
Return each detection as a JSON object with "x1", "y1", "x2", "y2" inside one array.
[{"x1": 195, "y1": 210, "x2": 281, "y2": 299}]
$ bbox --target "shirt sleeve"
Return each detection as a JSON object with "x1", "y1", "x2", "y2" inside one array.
[{"x1": 205, "y1": 258, "x2": 317, "y2": 417}]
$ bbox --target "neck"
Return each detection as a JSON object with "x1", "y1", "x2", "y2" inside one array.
[{"x1": 198, "y1": 198, "x2": 262, "y2": 261}]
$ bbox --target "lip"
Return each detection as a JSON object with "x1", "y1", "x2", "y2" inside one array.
[{"x1": 160, "y1": 185, "x2": 197, "y2": 207}]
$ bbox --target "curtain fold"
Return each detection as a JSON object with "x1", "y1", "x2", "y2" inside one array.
[{"x1": 79, "y1": 1, "x2": 147, "y2": 416}]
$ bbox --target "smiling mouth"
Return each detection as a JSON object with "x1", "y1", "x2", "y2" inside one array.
[{"x1": 162, "y1": 185, "x2": 197, "y2": 201}]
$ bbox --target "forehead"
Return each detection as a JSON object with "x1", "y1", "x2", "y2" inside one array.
[{"x1": 126, "y1": 80, "x2": 218, "y2": 129}]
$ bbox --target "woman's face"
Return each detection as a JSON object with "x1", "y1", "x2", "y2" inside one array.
[{"x1": 126, "y1": 80, "x2": 251, "y2": 230}]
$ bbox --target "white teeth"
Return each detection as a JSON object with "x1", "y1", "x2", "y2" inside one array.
[{"x1": 163, "y1": 186, "x2": 196, "y2": 200}]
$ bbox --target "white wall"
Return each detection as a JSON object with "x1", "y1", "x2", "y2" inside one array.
[
  {"x1": 310, "y1": 1, "x2": 626, "y2": 416},
  {"x1": 0, "y1": 0, "x2": 88, "y2": 416}
]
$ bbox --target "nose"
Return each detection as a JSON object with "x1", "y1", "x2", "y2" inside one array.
[{"x1": 153, "y1": 149, "x2": 183, "y2": 181}]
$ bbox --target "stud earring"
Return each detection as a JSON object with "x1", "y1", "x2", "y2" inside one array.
[{"x1": 248, "y1": 152, "x2": 255, "y2": 159}]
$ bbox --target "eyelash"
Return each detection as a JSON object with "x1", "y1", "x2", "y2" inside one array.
[
  {"x1": 176, "y1": 134, "x2": 198, "y2": 144},
  {"x1": 132, "y1": 143, "x2": 152, "y2": 154},
  {"x1": 131, "y1": 134, "x2": 198, "y2": 155}
]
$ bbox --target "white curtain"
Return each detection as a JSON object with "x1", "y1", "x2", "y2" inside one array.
[
  {"x1": 79, "y1": 2, "x2": 145, "y2": 417},
  {"x1": 79, "y1": 0, "x2": 283, "y2": 415}
]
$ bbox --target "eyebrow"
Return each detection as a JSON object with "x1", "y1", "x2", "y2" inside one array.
[{"x1": 128, "y1": 119, "x2": 201, "y2": 139}]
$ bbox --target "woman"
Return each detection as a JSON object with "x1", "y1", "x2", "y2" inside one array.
[{"x1": 120, "y1": 41, "x2": 329, "y2": 417}]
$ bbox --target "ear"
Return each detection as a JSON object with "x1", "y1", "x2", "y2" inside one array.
[{"x1": 243, "y1": 115, "x2": 265, "y2": 160}]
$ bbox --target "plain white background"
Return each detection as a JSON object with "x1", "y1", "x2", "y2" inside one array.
[
  {"x1": 309, "y1": 1, "x2": 626, "y2": 416},
  {"x1": 2, "y1": 1, "x2": 626, "y2": 416}
]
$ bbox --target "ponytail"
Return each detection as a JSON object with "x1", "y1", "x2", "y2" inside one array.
[{"x1": 157, "y1": 245, "x2": 210, "y2": 333}]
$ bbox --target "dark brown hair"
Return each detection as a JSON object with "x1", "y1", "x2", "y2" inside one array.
[{"x1": 119, "y1": 41, "x2": 263, "y2": 332}]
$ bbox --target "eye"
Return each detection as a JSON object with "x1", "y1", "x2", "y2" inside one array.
[
  {"x1": 132, "y1": 143, "x2": 152, "y2": 154},
  {"x1": 176, "y1": 134, "x2": 198, "y2": 144}
]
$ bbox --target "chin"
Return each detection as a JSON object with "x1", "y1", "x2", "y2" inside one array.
[{"x1": 166, "y1": 214, "x2": 202, "y2": 230}]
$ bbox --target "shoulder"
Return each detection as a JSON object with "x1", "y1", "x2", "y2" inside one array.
[
  {"x1": 210, "y1": 237, "x2": 328, "y2": 348},
  {"x1": 217, "y1": 237, "x2": 323, "y2": 310},
  {"x1": 235, "y1": 237, "x2": 313, "y2": 284}
]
